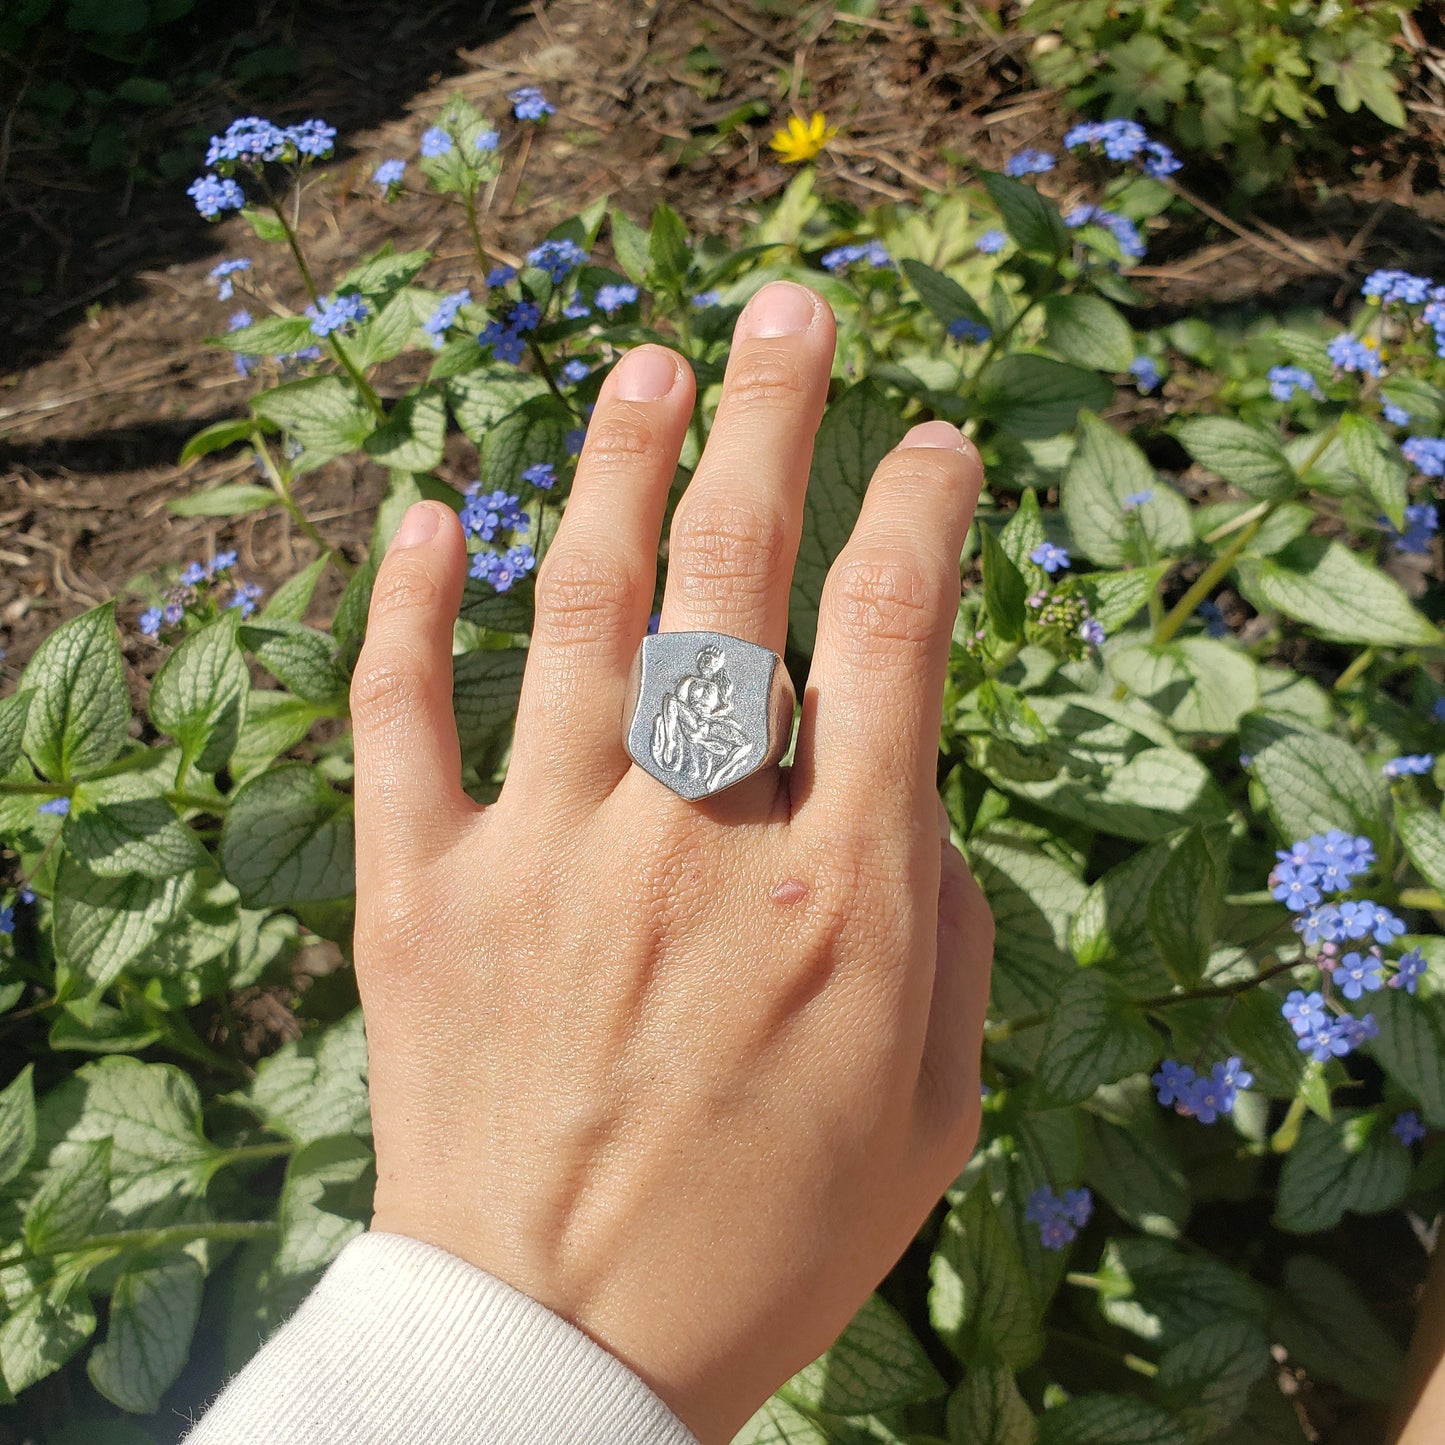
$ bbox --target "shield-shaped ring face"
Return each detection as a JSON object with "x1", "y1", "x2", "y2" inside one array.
[{"x1": 624, "y1": 631, "x2": 794, "y2": 801}]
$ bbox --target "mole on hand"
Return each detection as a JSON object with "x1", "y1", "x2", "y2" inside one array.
[{"x1": 770, "y1": 877, "x2": 808, "y2": 907}]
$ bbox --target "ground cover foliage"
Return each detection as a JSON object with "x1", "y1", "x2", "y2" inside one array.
[{"x1": 1, "y1": 87, "x2": 1444, "y2": 1444}]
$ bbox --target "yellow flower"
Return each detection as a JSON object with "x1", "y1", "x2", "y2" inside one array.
[{"x1": 768, "y1": 111, "x2": 838, "y2": 165}]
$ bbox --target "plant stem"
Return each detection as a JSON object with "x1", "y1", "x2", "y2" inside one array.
[
  {"x1": 167, "y1": 790, "x2": 229, "y2": 812},
  {"x1": 24, "y1": 1219, "x2": 279, "y2": 1263},
  {"x1": 1334, "y1": 647, "x2": 1376, "y2": 692},
  {"x1": 1401, "y1": 888, "x2": 1445, "y2": 910},
  {"x1": 211, "y1": 1140, "x2": 296, "y2": 1171},
  {"x1": 0, "y1": 780, "x2": 67, "y2": 796},
  {"x1": 1136, "y1": 956, "x2": 1298, "y2": 1012},
  {"x1": 525, "y1": 335, "x2": 576, "y2": 413},
  {"x1": 1153, "y1": 503, "x2": 1277, "y2": 646},
  {"x1": 254, "y1": 437, "x2": 354, "y2": 576},
  {"x1": 263, "y1": 187, "x2": 385, "y2": 421}
]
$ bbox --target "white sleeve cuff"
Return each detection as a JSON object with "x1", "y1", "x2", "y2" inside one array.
[{"x1": 184, "y1": 1231, "x2": 700, "y2": 1445}]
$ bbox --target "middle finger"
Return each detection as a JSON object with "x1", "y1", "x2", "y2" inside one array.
[{"x1": 657, "y1": 281, "x2": 836, "y2": 656}]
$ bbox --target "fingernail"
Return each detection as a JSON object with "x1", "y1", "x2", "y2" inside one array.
[
  {"x1": 614, "y1": 346, "x2": 679, "y2": 401},
  {"x1": 740, "y1": 281, "x2": 817, "y2": 338},
  {"x1": 899, "y1": 420, "x2": 968, "y2": 451},
  {"x1": 394, "y1": 503, "x2": 440, "y2": 549}
]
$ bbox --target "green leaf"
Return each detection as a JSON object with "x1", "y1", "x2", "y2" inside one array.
[
  {"x1": 214, "y1": 315, "x2": 316, "y2": 357},
  {"x1": 1146, "y1": 826, "x2": 1224, "y2": 986},
  {"x1": 1371, "y1": 989, "x2": 1445, "y2": 1127},
  {"x1": 1042, "y1": 294, "x2": 1134, "y2": 372},
  {"x1": 0, "y1": 689, "x2": 35, "y2": 775},
  {"x1": 62, "y1": 793, "x2": 207, "y2": 880},
  {"x1": 981, "y1": 171, "x2": 1070, "y2": 256},
  {"x1": 1339, "y1": 412, "x2": 1407, "y2": 529},
  {"x1": 1175, "y1": 417, "x2": 1297, "y2": 500},
  {"x1": 734, "y1": 1396, "x2": 828, "y2": 1445},
  {"x1": 230, "y1": 691, "x2": 327, "y2": 782},
  {"x1": 648, "y1": 204, "x2": 690, "y2": 288},
  {"x1": 481, "y1": 398, "x2": 572, "y2": 496},
  {"x1": 335, "y1": 247, "x2": 430, "y2": 303},
  {"x1": 900, "y1": 258, "x2": 990, "y2": 330},
  {"x1": 24, "y1": 1138, "x2": 110, "y2": 1252},
  {"x1": 445, "y1": 365, "x2": 549, "y2": 444},
  {"x1": 976, "y1": 681, "x2": 1049, "y2": 747},
  {"x1": 453, "y1": 648, "x2": 528, "y2": 758},
  {"x1": 1275, "y1": 1113, "x2": 1409, "y2": 1233},
  {"x1": 1399, "y1": 807, "x2": 1445, "y2": 893},
  {"x1": 1034, "y1": 970, "x2": 1159, "y2": 1106},
  {"x1": 930, "y1": 1185, "x2": 1041, "y2": 1367},
  {"x1": 262, "y1": 556, "x2": 330, "y2": 624},
  {"x1": 782, "y1": 1292, "x2": 945, "y2": 1415},
  {"x1": 168, "y1": 483, "x2": 276, "y2": 518},
  {"x1": 1085, "y1": 1082, "x2": 1190, "y2": 1238},
  {"x1": 998, "y1": 489, "x2": 1047, "y2": 573},
  {"x1": 981, "y1": 524, "x2": 1027, "y2": 643},
  {"x1": 976, "y1": 355, "x2": 1114, "y2": 440},
  {"x1": 790, "y1": 380, "x2": 908, "y2": 654},
  {"x1": 53, "y1": 861, "x2": 196, "y2": 996},
  {"x1": 610, "y1": 208, "x2": 651, "y2": 286},
  {"x1": 86, "y1": 1256, "x2": 203, "y2": 1413},
  {"x1": 1108, "y1": 637, "x2": 1259, "y2": 735},
  {"x1": 1075, "y1": 568, "x2": 1167, "y2": 637},
  {"x1": 242, "y1": 1010, "x2": 369, "y2": 1145},
  {"x1": 946, "y1": 1365, "x2": 1037, "y2": 1445},
  {"x1": 149, "y1": 613, "x2": 251, "y2": 772},
  {"x1": 1156, "y1": 1318, "x2": 1270, "y2": 1435},
  {"x1": 1068, "y1": 843, "x2": 1172, "y2": 995},
  {"x1": 19, "y1": 603, "x2": 129, "y2": 782},
  {"x1": 220, "y1": 764, "x2": 354, "y2": 908},
  {"x1": 363, "y1": 387, "x2": 446, "y2": 472},
  {"x1": 1239, "y1": 714, "x2": 1385, "y2": 843},
  {"x1": 1271, "y1": 1255, "x2": 1402, "y2": 1402},
  {"x1": 178, "y1": 417, "x2": 258, "y2": 466},
  {"x1": 32, "y1": 1056, "x2": 216, "y2": 1223},
  {"x1": 1061, "y1": 412, "x2": 1190, "y2": 567},
  {"x1": 1224, "y1": 988, "x2": 1306, "y2": 1098},
  {"x1": 240, "y1": 206, "x2": 287, "y2": 242},
  {"x1": 274, "y1": 1135, "x2": 373, "y2": 1276},
  {"x1": 0, "y1": 1276, "x2": 96, "y2": 1394},
  {"x1": 970, "y1": 835, "x2": 1084, "y2": 1016},
  {"x1": 1037, "y1": 1395, "x2": 1194, "y2": 1445},
  {"x1": 0, "y1": 1066, "x2": 37, "y2": 1189},
  {"x1": 1235, "y1": 536, "x2": 1440, "y2": 647},
  {"x1": 1098, "y1": 1236, "x2": 1266, "y2": 1342},
  {"x1": 253, "y1": 377, "x2": 376, "y2": 472},
  {"x1": 241, "y1": 621, "x2": 348, "y2": 705}
]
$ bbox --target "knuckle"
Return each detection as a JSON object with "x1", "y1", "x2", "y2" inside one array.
[
  {"x1": 827, "y1": 552, "x2": 951, "y2": 655},
  {"x1": 724, "y1": 344, "x2": 808, "y2": 407},
  {"x1": 351, "y1": 646, "x2": 428, "y2": 729},
  {"x1": 370, "y1": 559, "x2": 442, "y2": 621},
  {"x1": 670, "y1": 500, "x2": 789, "y2": 601},
  {"x1": 579, "y1": 408, "x2": 658, "y2": 469},
  {"x1": 533, "y1": 548, "x2": 636, "y2": 649}
]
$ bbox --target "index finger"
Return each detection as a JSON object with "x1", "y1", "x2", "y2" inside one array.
[{"x1": 791, "y1": 420, "x2": 983, "y2": 824}]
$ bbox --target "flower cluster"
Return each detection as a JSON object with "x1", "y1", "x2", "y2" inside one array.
[
  {"x1": 373, "y1": 158, "x2": 406, "y2": 191},
  {"x1": 1363, "y1": 269, "x2": 1434, "y2": 306},
  {"x1": 1393, "y1": 1111, "x2": 1427, "y2": 1146},
  {"x1": 1383, "y1": 753, "x2": 1435, "y2": 779},
  {"x1": 209, "y1": 258, "x2": 251, "y2": 301},
  {"x1": 189, "y1": 116, "x2": 335, "y2": 219},
  {"x1": 1326, "y1": 333, "x2": 1384, "y2": 377},
  {"x1": 37, "y1": 798, "x2": 70, "y2": 817},
  {"x1": 470, "y1": 544, "x2": 536, "y2": 592},
  {"x1": 1030, "y1": 541, "x2": 1070, "y2": 574},
  {"x1": 820, "y1": 241, "x2": 891, "y2": 273},
  {"x1": 308, "y1": 292, "x2": 370, "y2": 338},
  {"x1": 1063, "y1": 119, "x2": 1181, "y2": 178},
  {"x1": 480, "y1": 299, "x2": 542, "y2": 364},
  {"x1": 423, "y1": 289, "x2": 472, "y2": 348},
  {"x1": 1267, "y1": 365, "x2": 1322, "y2": 402},
  {"x1": 460, "y1": 486, "x2": 528, "y2": 543},
  {"x1": 1152, "y1": 1057, "x2": 1253, "y2": 1124},
  {"x1": 1024, "y1": 1186, "x2": 1093, "y2": 1250},
  {"x1": 510, "y1": 86, "x2": 556, "y2": 122},
  {"x1": 976, "y1": 229, "x2": 1007, "y2": 255},
  {"x1": 139, "y1": 553, "x2": 264, "y2": 636},
  {"x1": 1282, "y1": 990, "x2": 1380, "y2": 1062},
  {"x1": 947, "y1": 317, "x2": 991, "y2": 344},
  {"x1": 1004, "y1": 148, "x2": 1055, "y2": 177},
  {"x1": 526, "y1": 239, "x2": 588, "y2": 284},
  {"x1": 1064, "y1": 205, "x2": 1146, "y2": 261},
  {"x1": 1402, "y1": 437, "x2": 1445, "y2": 477},
  {"x1": 1386, "y1": 502, "x2": 1439, "y2": 555},
  {"x1": 1129, "y1": 356, "x2": 1161, "y2": 393},
  {"x1": 595, "y1": 282, "x2": 639, "y2": 315},
  {"x1": 0, "y1": 905, "x2": 12, "y2": 936}
]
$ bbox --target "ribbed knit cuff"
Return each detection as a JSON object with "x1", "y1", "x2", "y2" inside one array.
[{"x1": 184, "y1": 1231, "x2": 700, "y2": 1445}]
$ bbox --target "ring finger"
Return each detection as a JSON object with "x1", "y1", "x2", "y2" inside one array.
[{"x1": 656, "y1": 281, "x2": 836, "y2": 656}]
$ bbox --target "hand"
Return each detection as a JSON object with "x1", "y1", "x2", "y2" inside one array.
[{"x1": 349, "y1": 280, "x2": 994, "y2": 1443}]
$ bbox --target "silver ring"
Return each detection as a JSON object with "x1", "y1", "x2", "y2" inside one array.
[{"x1": 624, "y1": 630, "x2": 796, "y2": 800}]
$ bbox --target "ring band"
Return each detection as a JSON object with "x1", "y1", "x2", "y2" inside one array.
[{"x1": 624, "y1": 630, "x2": 795, "y2": 800}]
